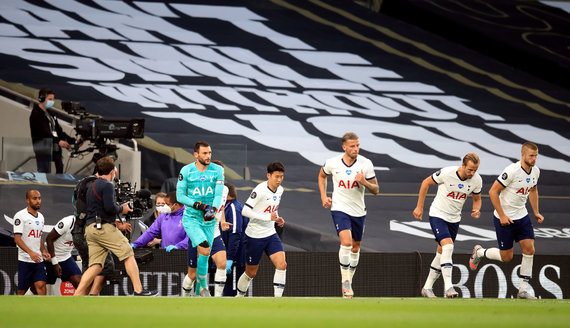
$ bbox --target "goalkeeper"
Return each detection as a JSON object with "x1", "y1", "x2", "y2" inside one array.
[{"x1": 177, "y1": 141, "x2": 225, "y2": 297}]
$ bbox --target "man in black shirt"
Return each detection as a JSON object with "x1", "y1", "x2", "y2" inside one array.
[
  {"x1": 73, "y1": 156, "x2": 157, "y2": 296},
  {"x1": 29, "y1": 87, "x2": 75, "y2": 173}
]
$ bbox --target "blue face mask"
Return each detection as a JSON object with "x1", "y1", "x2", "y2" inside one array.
[{"x1": 44, "y1": 100, "x2": 54, "y2": 109}]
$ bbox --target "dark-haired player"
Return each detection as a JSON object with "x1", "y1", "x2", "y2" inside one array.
[
  {"x1": 177, "y1": 141, "x2": 225, "y2": 297},
  {"x1": 236, "y1": 162, "x2": 287, "y2": 297}
]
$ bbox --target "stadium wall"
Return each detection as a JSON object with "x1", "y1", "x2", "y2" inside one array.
[{"x1": 0, "y1": 248, "x2": 566, "y2": 298}]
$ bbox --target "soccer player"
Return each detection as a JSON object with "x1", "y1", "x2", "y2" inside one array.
[
  {"x1": 318, "y1": 132, "x2": 379, "y2": 298},
  {"x1": 177, "y1": 141, "x2": 225, "y2": 297},
  {"x1": 469, "y1": 142, "x2": 544, "y2": 299},
  {"x1": 413, "y1": 153, "x2": 482, "y2": 298},
  {"x1": 13, "y1": 189, "x2": 51, "y2": 295},
  {"x1": 182, "y1": 160, "x2": 231, "y2": 297},
  {"x1": 45, "y1": 215, "x2": 83, "y2": 289},
  {"x1": 236, "y1": 162, "x2": 287, "y2": 297}
]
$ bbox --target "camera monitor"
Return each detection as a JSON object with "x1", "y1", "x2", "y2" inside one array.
[{"x1": 96, "y1": 118, "x2": 145, "y2": 139}]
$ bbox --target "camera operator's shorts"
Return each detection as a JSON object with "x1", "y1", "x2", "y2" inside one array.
[
  {"x1": 85, "y1": 223, "x2": 134, "y2": 267},
  {"x1": 183, "y1": 217, "x2": 215, "y2": 249}
]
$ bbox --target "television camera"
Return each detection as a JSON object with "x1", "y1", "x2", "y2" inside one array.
[
  {"x1": 61, "y1": 101, "x2": 145, "y2": 162},
  {"x1": 115, "y1": 181, "x2": 153, "y2": 219}
]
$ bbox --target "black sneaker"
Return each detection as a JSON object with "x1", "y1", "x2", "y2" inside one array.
[{"x1": 134, "y1": 289, "x2": 159, "y2": 296}]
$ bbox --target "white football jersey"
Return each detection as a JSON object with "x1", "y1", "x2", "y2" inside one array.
[
  {"x1": 214, "y1": 186, "x2": 229, "y2": 238},
  {"x1": 494, "y1": 161, "x2": 540, "y2": 220},
  {"x1": 53, "y1": 215, "x2": 75, "y2": 262},
  {"x1": 322, "y1": 154, "x2": 375, "y2": 217},
  {"x1": 429, "y1": 166, "x2": 483, "y2": 223},
  {"x1": 242, "y1": 181, "x2": 283, "y2": 239},
  {"x1": 13, "y1": 208, "x2": 45, "y2": 263}
]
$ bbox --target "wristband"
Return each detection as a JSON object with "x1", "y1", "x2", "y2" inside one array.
[{"x1": 51, "y1": 257, "x2": 59, "y2": 265}]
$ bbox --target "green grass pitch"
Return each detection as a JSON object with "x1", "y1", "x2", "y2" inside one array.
[{"x1": 1, "y1": 296, "x2": 568, "y2": 328}]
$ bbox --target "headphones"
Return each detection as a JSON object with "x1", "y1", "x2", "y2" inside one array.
[{"x1": 38, "y1": 87, "x2": 52, "y2": 103}]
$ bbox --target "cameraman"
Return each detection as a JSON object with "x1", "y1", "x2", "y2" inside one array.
[
  {"x1": 73, "y1": 156, "x2": 157, "y2": 296},
  {"x1": 29, "y1": 87, "x2": 75, "y2": 174}
]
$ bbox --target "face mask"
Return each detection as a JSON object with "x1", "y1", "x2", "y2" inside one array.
[
  {"x1": 45, "y1": 100, "x2": 54, "y2": 109},
  {"x1": 156, "y1": 204, "x2": 171, "y2": 214}
]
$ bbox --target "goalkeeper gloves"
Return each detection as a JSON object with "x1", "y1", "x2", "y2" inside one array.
[
  {"x1": 193, "y1": 201, "x2": 217, "y2": 221},
  {"x1": 192, "y1": 201, "x2": 208, "y2": 212}
]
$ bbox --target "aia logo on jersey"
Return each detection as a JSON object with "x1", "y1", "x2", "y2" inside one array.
[
  {"x1": 447, "y1": 191, "x2": 466, "y2": 200},
  {"x1": 516, "y1": 187, "x2": 532, "y2": 195},
  {"x1": 27, "y1": 230, "x2": 42, "y2": 238},
  {"x1": 338, "y1": 180, "x2": 360, "y2": 189},
  {"x1": 64, "y1": 241, "x2": 74, "y2": 247},
  {"x1": 192, "y1": 186, "x2": 213, "y2": 196},
  {"x1": 263, "y1": 205, "x2": 278, "y2": 213}
]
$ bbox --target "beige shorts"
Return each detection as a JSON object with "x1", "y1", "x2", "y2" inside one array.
[{"x1": 85, "y1": 222, "x2": 133, "y2": 268}]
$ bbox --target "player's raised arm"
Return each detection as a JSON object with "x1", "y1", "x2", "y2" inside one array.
[
  {"x1": 413, "y1": 176, "x2": 437, "y2": 220},
  {"x1": 318, "y1": 168, "x2": 332, "y2": 208},
  {"x1": 471, "y1": 193, "x2": 482, "y2": 219},
  {"x1": 356, "y1": 171, "x2": 379, "y2": 195},
  {"x1": 176, "y1": 166, "x2": 195, "y2": 207},
  {"x1": 528, "y1": 186, "x2": 544, "y2": 224},
  {"x1": 489, "y1": 180, "x2": 512, "y2": 226},
  {"x1": 46, "y1": 228, "x2": 62, "y2": 276},
  {"x1": 242, "y1": 191, "x2": 272, "y2": 221},
  {"x1": 211, "y1": 167, "x2": 225, "y2": 210}
]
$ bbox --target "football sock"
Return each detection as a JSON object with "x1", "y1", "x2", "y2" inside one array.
[
  {"x1": 519, "y1": 254, "x2": 533, "y2": 292},
  {"x1": 182, "y1": 274, "x2": 195, "y2": 292},
  {"x1": 197, "y1": 254, "x2": 210, "y2": 289},
  {"x1": 349, "y1": 250, "x2": 360, "y2": 282},
  {"x1": 339, "y1": 245, "x2": 351, "y2": 282},
  {"x1": 479, "y1": 247, "x2": 503, "y2": 262},
  {"x1": 440, "y1": 244, "x2": 454, "y2": 291},
  {"x1": 423, "y1": 251, "x2": 442, "y2": 289},
  {"x1": 214, "y1": 268, "x2": 227, "y2": 297},
  {"x1": 273, "y1": 269, "x2": 286, "y2": 297},
  {"x1": 237, "y1": 273, "x2": 253, "y2": 295}
]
